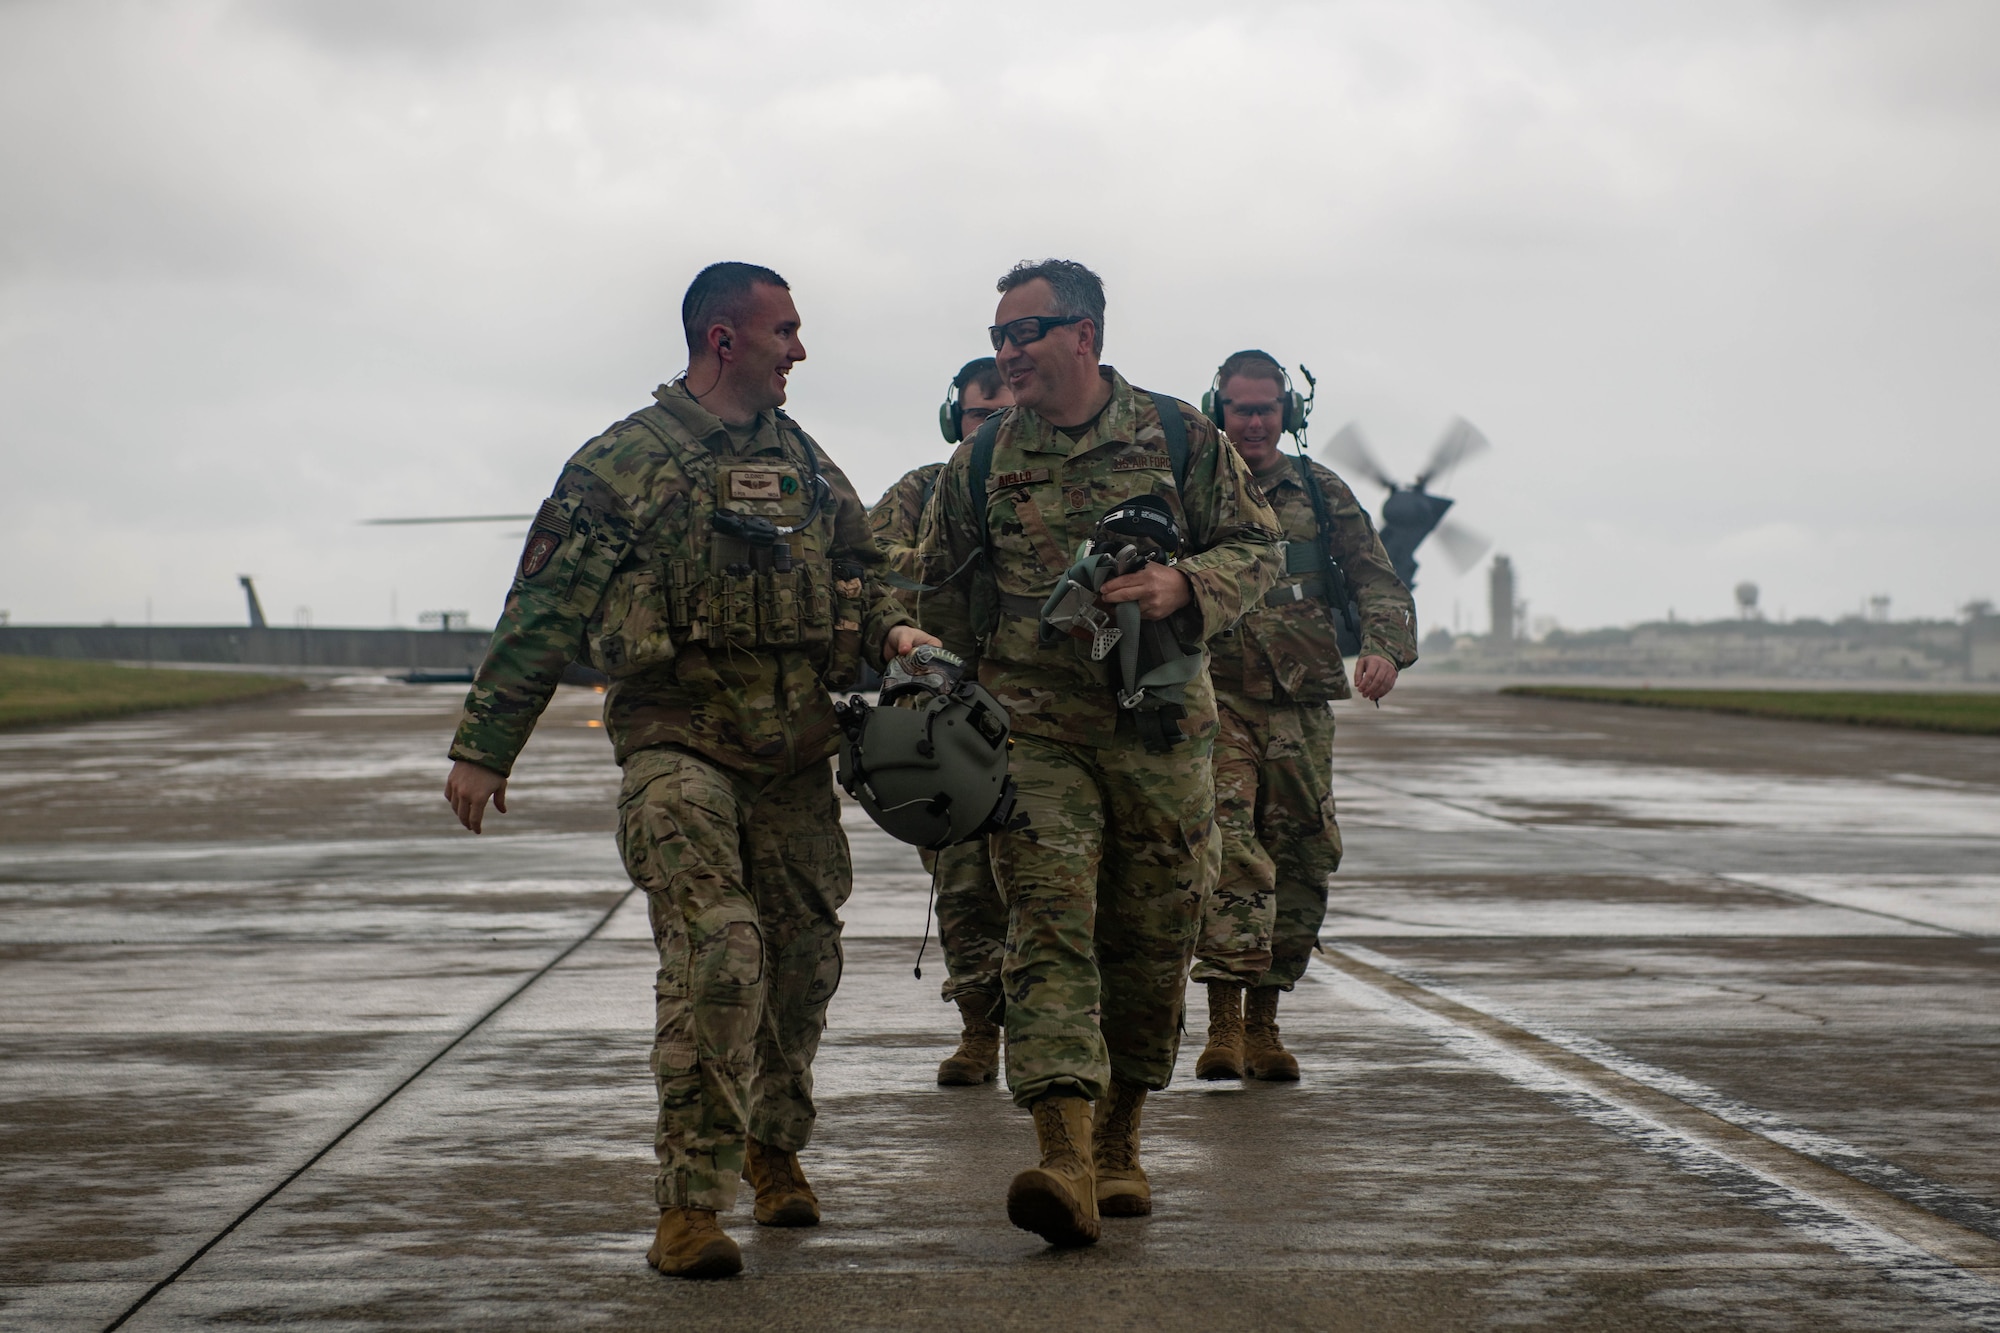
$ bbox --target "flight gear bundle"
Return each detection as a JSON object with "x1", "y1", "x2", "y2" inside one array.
[
  {"x1": 834, "y1": 646, "x2": 1018, "y2": 850},
  {"x1": 1034, "y1": 497, "x2": 1202, "y2": 755}
]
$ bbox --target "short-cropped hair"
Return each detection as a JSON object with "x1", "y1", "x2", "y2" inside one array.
[
  {"x1": 682, "y1": 262, "x2": 789, "y2": 355},
  {"x1": 996, "y1": 259, "x2": 1106, "y2": 353},
  {"x1": 1217, "y1": 349, "x2": 1288, "y2": 390},
  {"x1": 953, "y1": 356, "x2": 1004, "y2": 398}
]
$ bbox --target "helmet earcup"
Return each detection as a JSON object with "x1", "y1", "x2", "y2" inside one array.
[{"x1": 836, "y1": 685, "x2": 1016, "y2": 849}]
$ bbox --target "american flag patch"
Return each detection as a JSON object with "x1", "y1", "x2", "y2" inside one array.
[{"x1": 531, "y1": 498, "x2": 571, "y2": 538}]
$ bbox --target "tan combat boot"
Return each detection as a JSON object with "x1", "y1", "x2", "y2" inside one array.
[
  {"x1": 647, "y1": 1207, "x2": 742, "y2": 1279},
  {"x1": 1092, "y1": 1079, "x2": 1151, "y2": 1217},
  {"x1": 1194, "y1": 980, "x2": 1245, "y2": 1080},
  {"x1": 1006, "y1": 1093, "x2": 1100, "y2": 1247},
  {"x1": 1244, "y1": 985, "x2": 1301, "y2": 1081},
  {"x1": 742, "y1": 1136, "x2": 821, "y2": 1227},
  {"x1": 937, "y1": 992, "x2": 1002, "y2": 1086}
]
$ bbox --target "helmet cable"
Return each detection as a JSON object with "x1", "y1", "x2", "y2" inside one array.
[{"x1": 913, "y1": 856, "x2": 941, "y2": 980}]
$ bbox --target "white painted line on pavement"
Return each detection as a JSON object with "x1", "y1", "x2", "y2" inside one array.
[{"x1": 1315, "y1": 945, "x2": 2000, "y2": 1329}]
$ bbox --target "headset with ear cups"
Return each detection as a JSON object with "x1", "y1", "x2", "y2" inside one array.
[
  {"x1": 938, "y1": 356, "x2": 1000, "y2": 444},
  {"x1": 1202, "y1": 349, "x2": 1311, "y2": 437},
  {"x1": 938, "y1": 375, "x2": 966, "y2": 444}
]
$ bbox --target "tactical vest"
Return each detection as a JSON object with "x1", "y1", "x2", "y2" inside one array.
[{"x1": 584, "y1": 404, "x2": 864, "y2": 686}]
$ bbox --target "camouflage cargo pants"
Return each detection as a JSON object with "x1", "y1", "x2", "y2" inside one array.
[
  {"x1": 616, "y1": 746, "x2": 850, "y2": 1212},
  {"x1": 919, "y1": 839, "x2": 1006, "y2": 1007},
  {"x1": 990, "y1": 728, "x2": 1217, "y2": 1106},
  {"x1": 1190, "y1": 695, "x2": 1342, "y2": 990}
]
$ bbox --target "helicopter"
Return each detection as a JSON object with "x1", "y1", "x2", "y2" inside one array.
[{"x1": 1320, "y1": 417, "x2": 1493, "y2": 592}]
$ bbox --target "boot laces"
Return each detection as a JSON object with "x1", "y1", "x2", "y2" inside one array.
[
  {"x1": 1095, "y1": 1093, "x2": 1140, "y2": 1170},
  {"x1": 1037, "y1": 1098, "x2": 1086, "y2": 1164},
  {"x1": 763, "y1": 1150, "x2": 801, "y2": 1194}
]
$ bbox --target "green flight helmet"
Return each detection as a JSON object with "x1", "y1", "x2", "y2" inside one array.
[{"x1": 834, "y1": 646, "x2": 1018, "y2": 849}]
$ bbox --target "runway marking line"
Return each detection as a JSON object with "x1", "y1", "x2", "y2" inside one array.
[
  {"x1": 1318, "y1": 942, "x2": 2000, "y2": 1327},
  {"x1": 1341, "y1": 770, "x2": 1987, "y2": 939},
  {"x1": 98, "y1": 886, "x2": 639, "y2": 1333}
]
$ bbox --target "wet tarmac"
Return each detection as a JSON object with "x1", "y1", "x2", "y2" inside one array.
[{"x1": 1, "y1": 679, "x2": 1996, "y2": 1331}]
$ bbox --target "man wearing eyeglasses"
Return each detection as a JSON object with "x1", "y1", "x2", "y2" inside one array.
[
  {"x1": 916, "y1": 260, "x2": 1280, "y2": 1246},
  {"x1": 866, "y1": 357, "x2": 1014, "y2": 1087},
  {"x1": 1189, "y1": 350, "x2": 1416, "y2": 1086}
]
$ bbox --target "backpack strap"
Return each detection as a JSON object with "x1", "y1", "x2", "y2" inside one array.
[
  {"x1": 967, "y1": 408, "x2": 1005, "y2": 544},
  {"x1": 1291, "y1": 452, "x2": 1362, "y2": 646},
  {"x1": 1145, "y1": 391, "x2": 1191, "y2": 492}
]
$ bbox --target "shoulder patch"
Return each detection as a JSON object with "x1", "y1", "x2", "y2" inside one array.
[
  {"x1": 518, "y1": 498, "x2": 570, "y2": 579},
  {"x1": 530, "y1": 498, "x2": 571, "y2": 539},
  {"x1": 520, "y1": 534, "x2": 558, "y2": 579},
  {"x1": 987, "y1": 466, "x2": 1051, "y2": 493}
]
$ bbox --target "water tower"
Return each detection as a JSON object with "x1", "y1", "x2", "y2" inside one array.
[
  {"x1": 1489, "y1": 555, "x2": 1516, "y2": 642},
  {"x1": 1734, "y1": 582, "x2": 1760, "y2": 620}
]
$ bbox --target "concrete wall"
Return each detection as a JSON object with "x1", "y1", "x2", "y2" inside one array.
[{"x1": 0, "y1": 625, "x2": 494, "y2": 672}]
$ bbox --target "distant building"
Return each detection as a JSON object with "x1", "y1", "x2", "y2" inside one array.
[
  {"x1": 1971, "y1": 610, "x2": 2000, "y2": 682},
  {"x1": 1420, "y1": 612, "x2": 1992, "y2": 682},
  {"x1": 1489, "y1": 555, "x2": 1516, "y2": 643}
]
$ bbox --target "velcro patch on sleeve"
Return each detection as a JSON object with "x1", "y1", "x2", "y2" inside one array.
[
  {"x1": 519, "y1": 497, "x2": 571, "y2": 579},
  {"x1": 986, "y1": 467, "x2": 1051, "y2": 493},
  {"x1": 729, "y1": 469, "x2": 786, "y2": 500},
  {"x1": 531, "y1": 498, "x2": 571, "y2": 538},
  {"x1": 520, "y1": 531, "x2": 560, "y2": 579},
  {"x1": 1111, "y1": 452, "x2": 1171, "y2": 472}
]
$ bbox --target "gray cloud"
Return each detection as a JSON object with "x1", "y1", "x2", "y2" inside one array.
[{"x1": 2, "y1": 0, "x2": 1995, "y2": 633}]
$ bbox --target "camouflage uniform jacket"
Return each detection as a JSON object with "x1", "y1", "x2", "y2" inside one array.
[
  {"x1": 867, "y1": 460, "x2": 945, "y2": 621},
  {"x1": 1211, "y1": 456, "x2": 1417, "y2": 703},
  {"x1": 449, "y1": 381, "x2": 912, "y2": 780},
  {"x1": 914, "y1": 367, "x2": 1282, "y2": 748}
]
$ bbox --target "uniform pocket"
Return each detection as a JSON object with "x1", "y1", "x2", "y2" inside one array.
[{"x1": 589, "y1": 568, "x2": 677, "y2": 678}]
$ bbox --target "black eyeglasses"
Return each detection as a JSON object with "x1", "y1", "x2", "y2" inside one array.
[{"x1": 988, "y1": 314, "x2": 1086, "y2": 351}]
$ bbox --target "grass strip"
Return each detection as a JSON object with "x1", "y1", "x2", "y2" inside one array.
[
  {"x1": 1500, "y1": 685, "x2": 2000, "y2": 736},
  {"x1": 0, "y1": 655, "x2": 305, "y2": 729}
]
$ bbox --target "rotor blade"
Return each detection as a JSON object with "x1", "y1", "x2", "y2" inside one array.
[
  {"x1": 1414, "y1": 418, "x2": 1490, "y2": 489},
  {"x1": 1317, "y1": 422, "x2": 1396, "y2": 490},
  {"x1": 362, "y1": 514, "x2": 536, "y2": 526},
  {"x1": 1432, "y1": 517, "x2": 1492, "y2": 573}
]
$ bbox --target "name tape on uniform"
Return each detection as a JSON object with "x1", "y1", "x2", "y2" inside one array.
[{"x1": 987, "y1": 467, "x2": 1051, "y2": 493}]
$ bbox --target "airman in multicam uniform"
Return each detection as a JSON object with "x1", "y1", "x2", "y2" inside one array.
[
  {"x1": 915, "y1": 262, "x2": 1280, "y2": 1247},
  {"x1": 443, "y1": 263, "x2": 936, "y2": 1281},
  {"x1": 866, "y1": 356, "x2": 1015, "y2": 1087},
  {"x1": 1189, "y1": 350, "x2": 1417, "y2": 1083}
]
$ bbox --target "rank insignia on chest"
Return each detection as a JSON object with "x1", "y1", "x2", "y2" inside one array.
[
  {"x1": 729, "y1": 469, "x2": 787, "y2": 501},
  {"x1": 520, "y1": 531, "x2": 560, "y2": 579}
]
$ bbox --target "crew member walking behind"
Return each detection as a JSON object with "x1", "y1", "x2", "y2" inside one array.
[
  {"x1": 868, "y1": 357, "x2": 1015, "y2": 1086},
  {"x1": 1190, "y1": 350, "x2": 1416, "y2": 1081},
  {"x1": 443, "y1": 263, "x2": 935, "y2": 1280},
  {"x1": 917, "y1": 261, "x2": 1279, "y2": 1246}
]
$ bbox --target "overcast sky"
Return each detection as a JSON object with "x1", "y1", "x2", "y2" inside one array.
[{"x1": 3, "y1": 0, "x2": 1995, "y2": 634}]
